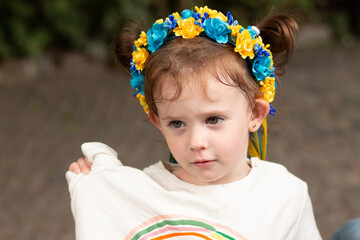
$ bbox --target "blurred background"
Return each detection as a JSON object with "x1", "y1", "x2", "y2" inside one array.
[{"x1": 0, "y1": 0, "x2": 359, "y2": 239}]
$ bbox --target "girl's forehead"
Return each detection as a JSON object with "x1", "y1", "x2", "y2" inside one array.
[
  {"x1": 158, "y1": 74, "x2": 243, "y2": 103},
  {"x1": 156, "y1": 76, "x2": 250, "y2": 118}
]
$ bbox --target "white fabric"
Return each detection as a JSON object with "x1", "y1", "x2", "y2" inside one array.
[
  {"x1": 66, "y1": 142, "x2": 322, "y2": 240},
  {"x1": 251, "y1": 26, "x2": 260, "y2": 36}
]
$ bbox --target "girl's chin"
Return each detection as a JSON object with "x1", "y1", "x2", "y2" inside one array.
[{"x1": 173, "y1": 167, "x2": 221, "y2": 186}]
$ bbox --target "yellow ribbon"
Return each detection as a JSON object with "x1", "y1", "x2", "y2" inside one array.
[{"x1": 248, "y1": 117, "x2": 268, "y2": 160}]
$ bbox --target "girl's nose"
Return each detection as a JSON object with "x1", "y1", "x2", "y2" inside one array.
[{"x1": 189, "y1": 129, "x2": 208, "y2": 151}]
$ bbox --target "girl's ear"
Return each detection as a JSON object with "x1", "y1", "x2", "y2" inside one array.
[
  {"x1": 148, "y1": 111, "x2": 163, "y2": 132},
  {"x1": 249, "y1": 98, "x2": 270, "y2": 132}
]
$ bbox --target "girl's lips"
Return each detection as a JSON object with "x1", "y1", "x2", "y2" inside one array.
[{"x1": 192, "y1": 160, "x2": 216, "y2": 168}]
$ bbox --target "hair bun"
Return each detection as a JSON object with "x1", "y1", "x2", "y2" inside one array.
[
  {"x1": 257, "y1": 13, "x2": 298, "y2": 76},
  {"x1": 111, "y1": 21, "x2": 141, "y2": 71}
]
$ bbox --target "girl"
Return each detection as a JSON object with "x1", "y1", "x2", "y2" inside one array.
[{"x1": 67, "y1": 6, "x2": 322, "y2": 239}]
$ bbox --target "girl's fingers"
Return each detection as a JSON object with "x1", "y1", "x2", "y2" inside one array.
[
  {"x1": 69, "y1": 161, "x2": 81, "y2": 174},
  {"x1": 77, "y1": 158, "x2": 91, "y2": 174},
  {"x1": 84, "y1": 157, "x2": 92, "y2": 167},
  {"x1": 69, "y1": 158, "x2": 92, "y2": 174}
]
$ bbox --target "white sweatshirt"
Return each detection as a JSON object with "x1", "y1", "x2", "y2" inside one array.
[{"x1": 66, "y1": 142, "x2": 322, "y2": 240}]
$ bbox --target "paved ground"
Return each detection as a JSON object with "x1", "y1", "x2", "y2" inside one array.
[{"x1": 0, "y1": 42, "x2": 359, "y2": 239}]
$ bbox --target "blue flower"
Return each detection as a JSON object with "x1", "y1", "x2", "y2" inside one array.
[
  {"x1": 181, "y1": 10, "x2": 194, "y2": 19},
  {"x1": 252, "y1": 55, "x2": 273, "y2": 81},
  {"x1": 194, "y1": 20, "x2": 202, "y2": 27},
  {"x1": 227, "y1": 12, "x2": 234, "y2": 25},
  {"x1": 193, "y1": 12, "x2": 201, "y2": 20},
  {"x1": 195, "y1": 12, "x2": 208, "y2": 28},
  {"x1": 147, "y1": 23, "x2": 168, "y2": 53},
  {"x1": 226, "y1": 12, "x2": 238, "y2": 26},
  {"x1": 269, "y1": 104, "x2": 276, "y2": 116},
  {"x1": 246, "y1": 26, "x2": 257, "y2": 39},
  {"x1": 130, "y1": 70, "x2": 145, "y2": 95},
  {"x1": 203, "y1": 18, "x2": 231, "y2": 44},
  {"x1": 254, "y1": 44, "x2": 270, "y2": 59},
  {"x1": 129, "y1": 59, "x2": 136, "y2": 71},
  {"x1": 164, "y1": 15, "x2": 177, "y2": 30}
]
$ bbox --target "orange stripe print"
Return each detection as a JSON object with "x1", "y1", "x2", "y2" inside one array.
[{"x1": 151, "y1": 232, "x2": 212, "y2": 240}]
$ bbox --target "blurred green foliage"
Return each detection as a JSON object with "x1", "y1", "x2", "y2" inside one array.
[
  {"x1": 0, "y1": 0, "x2": 155, "y2": 60},
  {"x1": 0, "y1": 0, "x2": 358, "y2": 60}
]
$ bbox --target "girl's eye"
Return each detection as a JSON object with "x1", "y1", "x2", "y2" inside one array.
[
  {"x1": 207, "y1": 116, "x2": 223, "y2": 125},
  {"x1": 169, "y1": 121, "x2": 186, "y2": 128}
]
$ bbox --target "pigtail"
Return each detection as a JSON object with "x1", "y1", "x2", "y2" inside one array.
[
  {"x1": 111, "y1": 20, "x2": 141, "y2": 71},
  {"x1": 256, "y1": 14, "x2": 298, "y2": 76}
]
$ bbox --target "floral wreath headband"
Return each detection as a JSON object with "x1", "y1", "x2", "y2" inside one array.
[{"x1": 129, "y1": 6, "x2": 276, "y2": 116}]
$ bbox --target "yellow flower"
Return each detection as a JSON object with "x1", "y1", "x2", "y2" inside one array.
[
  {"x1": 136, "y1": 93, "x2": 149, "y2": 113},
  {"x1": 134, "y1": 31, "x2": 148, "y2": 48},
  {"x1": 172, "y1": 12, "x2": 180, "y2": 19},
  {"x1": 195, "y1": 6, "x2": 227, "y2": 22},
  {"x1": 261, "y1": 44, "x2": 274, "y2": 68},
  {"x1": 234, "y1": 29, "x2": 256, "y2": 59},
  {"x1": 173, "y1": 17, "x2": 204, "y2": 38},
  {"x1": 132, "y1": 48, "x2": 149, "y2": 71},
  {"x1": 194, "y1": 5, "x2": 209, "y2": 16},
  {"x1": 156, "y1": 19, "x2": 164, "y2": 24},
  {"x1": 228, "y1": 25, "x2": 242, "y2": 36},
  {"x1": 255, "y1": 36, "x2": 264, "y2": 46},
  {"x1": 267, "y1": 51, "x2": 274, "y2": 68},
  {"x1": 259, "y1": 77, "x2": 276, "y2": 103},
  {"x1": 209, "y1": 11, "x2": 227, "y2": 22}
]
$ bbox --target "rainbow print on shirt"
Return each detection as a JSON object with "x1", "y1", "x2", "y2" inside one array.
[{"x1": 125, "y1": 215, "x2": 248, "y2": 240}]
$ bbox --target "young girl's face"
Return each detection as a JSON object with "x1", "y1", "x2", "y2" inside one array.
[{"x1": 150, "y1": 75, "x2": 257, "y2": 186}]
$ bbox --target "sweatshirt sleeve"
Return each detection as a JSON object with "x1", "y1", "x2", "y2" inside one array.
[
  {"x1": 294, "y1": 183, "x2": 322, "y2": 239},
  {"x1": 65, "y1": 142, "x2": 122, "y2": 218},
  {"x1": 65, "y1": 143, "x2": 166, "y2": 240}
]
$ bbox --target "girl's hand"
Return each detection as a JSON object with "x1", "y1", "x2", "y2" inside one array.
[{"x1": 69, "y1": 157, "x2": 92, "y2": 174}]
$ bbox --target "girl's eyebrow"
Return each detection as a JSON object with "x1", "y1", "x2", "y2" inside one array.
[
  {"x1": 160, "y1": 110, "x2": 230, "y2": 121},
  {"x1": 160, "y1": 115, "x2": 181, "y2": 121}
]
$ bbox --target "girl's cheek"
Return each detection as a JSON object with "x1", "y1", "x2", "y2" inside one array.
[{"x1": 167, "y1": 137, "x2": 183, "y2": 153}]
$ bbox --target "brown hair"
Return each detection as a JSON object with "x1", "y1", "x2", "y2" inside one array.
[{"x1": 112, "y1": 13, "x2": 298, "y2": 115}]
